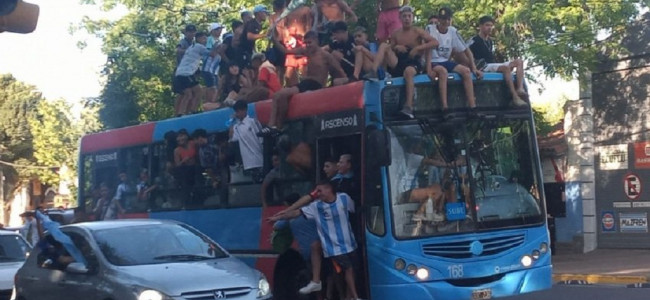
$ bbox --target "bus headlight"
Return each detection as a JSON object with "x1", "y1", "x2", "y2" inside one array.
[
  {"x1": 394, "y1": 258, "x2": 406, "y2": 270},
  {"x1": 531, "y1": 250, "x2": 541, "y2": 260},
  {"x1": 520, "y1": 255, "x2": 533, "y2": 267},
  {"x1": 415, "y1": 267, "x2": 429, "y2": 280},
  {"x1": 406, "y1": 264, "x2": 417, "y2": 275},
  {"x1": 539, "y1": 242, "x2": 548, "y2": 254}
]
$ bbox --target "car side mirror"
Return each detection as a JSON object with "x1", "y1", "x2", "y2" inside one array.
[{"x1": 66, "y1": 262, "x2": 89, "y2": 274}]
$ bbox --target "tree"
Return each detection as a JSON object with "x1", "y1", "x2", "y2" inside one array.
[
  {"x1": 78, "y1": 0, "x2": 269, "y2": 128},
  {"x1": 28, "y1": 98, "x2": 102, "y2": 195},
  {"x1": 0, "y1": 74, "x2": 40, "y2": 204}
]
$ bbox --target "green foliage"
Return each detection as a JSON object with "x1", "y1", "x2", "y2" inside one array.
[
  {"x1": 0, "y1": 74, "x2": 40, "y2": 195},
  {"x1": 28, "y1": 98, "x2": 102, "y2": 192},
  {"x1": 531, "y1": 95, "x2": 567, "y2": 137}
]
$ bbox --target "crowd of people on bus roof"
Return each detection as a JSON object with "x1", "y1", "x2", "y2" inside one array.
[{"x1": 171, "y1": 0, "x2": 529, "y2": 119}]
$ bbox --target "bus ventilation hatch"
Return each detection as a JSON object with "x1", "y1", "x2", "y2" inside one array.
[{"x1": 421, "y1": 233, "x2": 525, "y2": 259}]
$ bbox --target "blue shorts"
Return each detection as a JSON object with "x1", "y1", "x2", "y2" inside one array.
[
  {"x1": 201, "y1": 71, "x2": 216, "y2": 88},
  {"x1": 432, "y1": 61, "x2": 459, "y2": 73}
]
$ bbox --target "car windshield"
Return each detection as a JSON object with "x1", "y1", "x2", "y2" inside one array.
[
  {"x1": 92, "y1": 223, "x2": 228, "y2": 266},
  {"x1": 0, "y1": 235, "x2": 30, "y2": 262},
  {"x1": 388, "y1": 118, "x2": 545, "y2": 239}
]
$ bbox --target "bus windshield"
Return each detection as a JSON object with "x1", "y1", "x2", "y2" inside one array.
[{"x1": 388, "y1": 118, "x2": 545, "y2": 239}]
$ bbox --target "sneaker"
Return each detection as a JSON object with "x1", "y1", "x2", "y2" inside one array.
[
  {"x1": 512, "y1": 97, "x2": 528, "y2": 107},
  {"x1": 517, "y1": 88, "x2": 528, "y2": 98},
  {"x1": 400, "y1": 106, "x2": 414, "y2": 119},
  {"x1": 299, "y1": 281, "x2": 322, "y2": 294},
  {"x1": 257, "y1": 126, "x2": 280, "y2": 137}
]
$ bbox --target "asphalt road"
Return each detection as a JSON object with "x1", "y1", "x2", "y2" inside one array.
[{"x1": 501, "y1": 284, "x2": 650, "y2": 300}]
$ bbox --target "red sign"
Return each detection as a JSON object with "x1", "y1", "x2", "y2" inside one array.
[
  {"x1": 624, "y1": 173, "x2": 642, "y2": 200},
  {"x1": 634, "y1": 142, "x2": 650, "y2": 169},
  {"x1": 602, "y1": 212, "x2": 615, "y2": 230}
]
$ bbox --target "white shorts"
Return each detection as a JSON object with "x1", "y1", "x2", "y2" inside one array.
[{"x1": 483, "y1": 62, "x2": 511, "y2": 72}]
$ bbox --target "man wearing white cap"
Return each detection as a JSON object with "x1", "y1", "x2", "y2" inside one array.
[
  {"x1": 207, "y1": 23, "x2": 224, "y2": 50},
  {"x1": 241, "y1": 5, "x2": 269, "y2": 66}
]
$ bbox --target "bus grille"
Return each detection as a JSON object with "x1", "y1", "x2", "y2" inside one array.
[
  {"x1": 421, "y1": 233, "x2": 525, "y2": 258},
  {"x1": 181, "y1": 287, "x2": 252, "y2": 299}
]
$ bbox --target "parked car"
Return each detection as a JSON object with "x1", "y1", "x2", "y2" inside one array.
[
  {"x1": 0, "y1": 230, "x2": 30, "y2": 300},
  {"x1": 13, "y1": 219, "x2": 272, "y2": 300}
]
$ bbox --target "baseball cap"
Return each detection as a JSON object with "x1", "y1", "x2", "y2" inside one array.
[
  {"x1": 184, "y1": 24, "x2": 197, "y2": 32},
  {"x1": 210, "y1": 23, "x2": 224, "y2": 31},
  {"x1": 253, "y1": 4, "x2": 268, "y2": 14},
  {"x1": 438, "y1": 7, "x2": 453, "y2": 19},
  {"x1": 331, "y1": 21, "x2": 348, "y2": 33}
]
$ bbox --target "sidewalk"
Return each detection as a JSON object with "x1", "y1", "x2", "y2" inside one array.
[{"x1": 552, "y1": 249, "x2": 650, "y2": 285}]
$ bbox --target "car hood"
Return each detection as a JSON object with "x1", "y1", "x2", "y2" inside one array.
[
  {"x1": 0, "y1": 261, "x2": 24, "y2": 290},
  {"x1": 115, "y1": 257, "x2": 259, "y2": 296}
]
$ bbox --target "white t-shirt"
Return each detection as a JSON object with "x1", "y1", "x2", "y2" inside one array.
[
  {"x1": 301, "y1": 193, "x2": 357, "y2": 257},
  {"x1": 230, "y1": 116, "x2": 263, "y2": 170},
  {"x1": 426, "y1": 25, "x2": 467, "y2": 63},
  {"x1": 176, "y1": 43, "x2": 209, "y2": 76}
]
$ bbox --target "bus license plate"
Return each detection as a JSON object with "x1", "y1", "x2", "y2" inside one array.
[{"x1": 471, "y1": 288, "x2": 492, "y2": 300}]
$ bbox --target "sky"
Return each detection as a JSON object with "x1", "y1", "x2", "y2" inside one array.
[{"x1": 0, "y1": 0, "x2": 578, "y2": 106}]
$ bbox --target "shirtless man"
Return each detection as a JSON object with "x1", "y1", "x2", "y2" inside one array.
[
  {"x1": 374, "y1": 0, "x2": 409, "y2": 44},
  {"x1": 261, "y1": 31, "x2": 346, "y2": 136},
  {"x1": 280, "y1": 0, "x2": 314, "y2": 86},
  {"x1": 368, "y1": 6, "x2": 438, "y2": 118},
  {"x1": 313, "y1": 0, "x2": 358, "y2": 31}
]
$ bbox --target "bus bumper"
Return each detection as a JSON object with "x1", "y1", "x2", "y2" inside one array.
[{"x1": 370, "y1": 265, "x2": 552, "y2": 300}]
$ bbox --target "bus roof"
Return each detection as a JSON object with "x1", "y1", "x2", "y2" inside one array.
[{"x1": 80, "y1": 81, "x2": 365, "y2": 154}]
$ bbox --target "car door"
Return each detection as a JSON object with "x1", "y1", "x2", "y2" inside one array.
[
  {"x1": 54, "y1": 230, "x2": 106, "y2": 299},
  {"x1": 17, "y1": 235, "x2": 69, "y2": 300}
]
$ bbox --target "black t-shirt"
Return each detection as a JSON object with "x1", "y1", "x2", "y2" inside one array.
[
  {"x1": 469, "y1": 35, "x2": 496, "y2": 64},
  {"x1": 241, "y1": 19, "x2": 262, "y2": 54},
  {"x1": 220, "y1": 35, "x2": 247, "y2": 72},
  {"x1": 329, "y1": 35, "x2": 356, "y2": 78}
]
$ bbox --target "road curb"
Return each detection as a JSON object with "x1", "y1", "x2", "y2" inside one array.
[{"x1": 553, "y1": 274, "x2": 648, "y2": 285}]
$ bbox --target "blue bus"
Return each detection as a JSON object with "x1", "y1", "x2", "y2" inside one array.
[{"x1": 78, "y1": 74, "x2": 551, "y2": 299}]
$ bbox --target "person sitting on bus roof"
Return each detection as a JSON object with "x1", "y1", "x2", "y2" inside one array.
[
  {"x1": 323, "y1": 21, "x2": 359, "y2": 81},
  {"x1": 468, "y1": 15, "x2": 528, "y2": 107},
  {"x1": 351, "y1": 26, "x2": 376, "y2": 81},
  {"x1": 425, "y1": 7, "x2": 483, "y2": 117},
  {"x1": 229, "y1": 100, "x2": 264, "y2": 177},
  {"x1": 365, "y1": 6, "x2": 438, "y2": 119},
  {"x1": 237, "y1": 53, "x2": 281, "y2": 103},
  {"x1": 217, "y1": 61, "x2": 251, "y2": 107},
  {"x1": 260, "y1": 30, "x2": 347, "y2": 137},
  {"x1": 270, "y1": 180, "x2": 361, "y2": 300}
]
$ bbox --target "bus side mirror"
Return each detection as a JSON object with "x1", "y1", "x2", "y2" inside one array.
[{"x1": 366, "y1": 129, "x2": 391, "y2": 167}]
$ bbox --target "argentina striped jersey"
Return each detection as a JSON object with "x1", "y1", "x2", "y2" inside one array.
[{"x1": 301, "y1": 193, "x2": 357, "y2": 257}]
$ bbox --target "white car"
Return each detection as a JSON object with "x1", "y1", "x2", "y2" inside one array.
[
  {"x1": 0, "y1": 230, "x2": 30, "y2": 300},
  {"x1": 13, "y1": 219, "x2": 271, "y2": 300}
]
